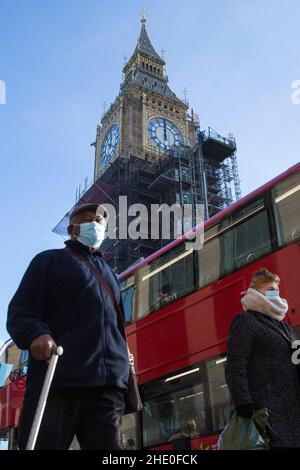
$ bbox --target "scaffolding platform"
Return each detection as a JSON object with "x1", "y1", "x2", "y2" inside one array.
[{"x1": 201, "y1": 127, "x2": 236, "y2": 162}]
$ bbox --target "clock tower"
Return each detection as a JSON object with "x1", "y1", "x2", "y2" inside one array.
[
  {"x1": 54, "y1": 13, "x2": 240, "y2": 272},
  {"x1": 54, "y1": 12, "x2": 241, "y2": 272},
  {"x1": 94, "y1": 15, "x2": 197, "y2": 180}
]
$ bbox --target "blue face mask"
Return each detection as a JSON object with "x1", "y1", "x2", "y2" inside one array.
[
  {"x1": 265, "y1": 290, "x2": 280, "y2": 298},
  {"x1": 74, "y1": 221, "x2": 106, "y2": 249}
]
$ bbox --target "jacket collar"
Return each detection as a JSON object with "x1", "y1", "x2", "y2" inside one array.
[{"x1": 64, "y1": 239, "x2": 103, "y2": 258}]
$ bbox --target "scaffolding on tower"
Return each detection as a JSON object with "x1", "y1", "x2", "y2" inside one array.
[
  {"x1": 198, "y1": 127, "x2": 241, "y2": 218},
  {"x1": 53, "y1": 127, "x2": 241, "y2": 273}
]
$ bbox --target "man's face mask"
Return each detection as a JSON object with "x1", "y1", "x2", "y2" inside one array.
[{"x1": 73, "y1": 221, "x2": 106, "y2": 249}]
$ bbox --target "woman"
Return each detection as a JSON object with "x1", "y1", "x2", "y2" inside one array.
[{"x1": 225, "y1": 268, "x2": 300, "y2": 448}]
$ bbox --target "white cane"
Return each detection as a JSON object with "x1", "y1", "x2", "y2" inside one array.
[{"x1": 26, "y1": 345, "x2": 63, "y2": 450}]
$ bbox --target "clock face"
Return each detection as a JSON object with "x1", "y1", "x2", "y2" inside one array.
[
  {"x1": 100, "y1": 124, "x2": 120, "y2": 165},
  {"x1": 147, "y1": 118, "x2": 184, "y2": 151}
]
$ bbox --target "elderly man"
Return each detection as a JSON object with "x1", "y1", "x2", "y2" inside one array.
[{"x1": 7, "y1": 203, "x2": 129, "y2": 450}]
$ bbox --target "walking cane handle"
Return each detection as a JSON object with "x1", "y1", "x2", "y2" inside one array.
[
  {"x1": 46, "y1": 346, "x2": 63, "y2": 365},
  {"x1": 53, "y1": 345, "x2": 64, "y2": 356}
]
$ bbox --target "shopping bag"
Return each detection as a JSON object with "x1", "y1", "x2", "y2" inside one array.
[{"x1": 217, "y1": 408, "x2": 270, "y2": 450}]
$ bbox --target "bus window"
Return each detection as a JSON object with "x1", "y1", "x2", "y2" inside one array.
[
  {"x1": 206, "y1": 356, "x2": 233, "y2": 433},
  {"x1": 18, "y1": 350, "x2": 28, "y2": 377},
  {"x1": 198, "y1": 224, "x2": 235, "y2": 288},
  {"x1": 120, "y1": 413, "x2": 140, "y2": 450},
  {"x1": 138, "y1": 243, "x2": 195, "y2": 318},
  {"x1": 272, "y1": 172, "x2": 300, "y2": 246},
  {"x1": 221, "y1": 198, "x2": 271, "y2": 268},
  {"x1": 141, "y1": 365, "x2": 208, "y2": 448},
  {"x1": 198, "y1": 199, "x2": 272, "y2": 288},
  {"x1": 232, "y1": 208, "x2": 272, "y2": 269},
  {"x1": 198, "y1": 230, "x2": 224, "y2": 288},
  {"x1": 120, "y1": 276, "x2": 135, "y2": 324}
]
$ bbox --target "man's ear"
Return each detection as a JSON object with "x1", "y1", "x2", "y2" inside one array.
[{"x1": 67, "y1": 224, "x2": 73, "y2": 236}]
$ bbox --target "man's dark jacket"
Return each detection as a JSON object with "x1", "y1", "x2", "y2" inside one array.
[{"x1": 7, "y1": 239, "x2": 130, "y2": 393}]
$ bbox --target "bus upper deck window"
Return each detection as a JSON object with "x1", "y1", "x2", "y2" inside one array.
[
  {"x1": 138, "y1": 245, "x2": 195, "y2": 319},
  {"x1": 272, "y1": 172, "x2": 300, "y2": 246},
  {"x1": 120, "y1": 276, "x2": 135, "y2": 324}
]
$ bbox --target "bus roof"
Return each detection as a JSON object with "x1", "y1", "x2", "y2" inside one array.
[{"x1": 118, "y1": 161, "x2": 300, "y2": 281}]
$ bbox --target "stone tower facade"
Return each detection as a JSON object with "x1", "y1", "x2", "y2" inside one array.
[{"x1": 94, "y1": 17, "x2": 197, "y2": 181}]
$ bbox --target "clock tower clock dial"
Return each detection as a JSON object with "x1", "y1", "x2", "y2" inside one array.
[
  {"x1": 100, "y1": 124, "x2": 120, "y2": 165},
  {"x1": 147, "y1": 117, "x2": 184, "y2": 151}
]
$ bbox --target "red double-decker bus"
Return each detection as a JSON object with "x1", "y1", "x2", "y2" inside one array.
[
  {"x1": 0, "y1": 344, "x2": 27, "y2": 449},
  {"x1": 119, "y1": 162, "x2": 300, "y2": 450},
  {"x1": 1, "y1": 162, "x2": 300, "y2": 450}
]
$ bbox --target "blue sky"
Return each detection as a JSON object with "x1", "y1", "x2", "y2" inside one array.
[{"x1": 0, "y1": 0, "x2": 300, "y2": 341}]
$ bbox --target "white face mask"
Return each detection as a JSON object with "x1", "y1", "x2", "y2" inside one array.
[{"x1": 74, "y1": 221, "x2": 106, "y2": 249}]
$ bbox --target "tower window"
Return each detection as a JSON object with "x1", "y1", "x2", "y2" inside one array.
[
  {"x1": 150, "y1": 65, "x2": 153, "y2": 72},
  {"x1": 146, "y1": 63, "x2": 149, "y2": 70},
  {"x1": 142, "y1": 62, "x2": 145, "y2": 68}
]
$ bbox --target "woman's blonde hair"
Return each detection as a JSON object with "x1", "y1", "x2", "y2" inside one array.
[{"x1": 250, "y1": 268, "x2": 280, "y2": 290}]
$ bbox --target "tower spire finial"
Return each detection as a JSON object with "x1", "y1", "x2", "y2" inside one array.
[{"x1": 140, "y1": 7, "x2": 146, "y2": 24}]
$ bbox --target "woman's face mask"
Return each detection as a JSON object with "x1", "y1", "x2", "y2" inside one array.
[
  {"x1": 259, "y1": 282, "x2": 280, "y2": 299},
  {"x1": 265, "y1": 290, "x2": 280, "y2": 299}
]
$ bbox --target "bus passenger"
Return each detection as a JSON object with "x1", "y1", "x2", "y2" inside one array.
[{"x1": 153, "y1": 284, "x2": 177, "y2": 309}]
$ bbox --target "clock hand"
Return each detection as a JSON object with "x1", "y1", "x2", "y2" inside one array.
[{"x1": 163, "y1": 120, "x2": 167, "y2": 141}]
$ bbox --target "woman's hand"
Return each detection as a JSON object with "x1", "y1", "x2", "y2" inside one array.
[{"x1": 236, "y1": 404, "x2": 254, "y2": 419}]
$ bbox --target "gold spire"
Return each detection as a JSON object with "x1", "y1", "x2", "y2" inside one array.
[{"x1": 140, "y1": 7, "x2": 146, "y2": 24}]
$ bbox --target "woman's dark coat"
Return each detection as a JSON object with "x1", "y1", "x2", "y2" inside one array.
[{"x1": 225, "y1": 310, "x2": 300, "y2": 448}]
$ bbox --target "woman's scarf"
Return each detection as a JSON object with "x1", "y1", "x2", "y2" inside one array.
[{"x1": 241, "y1": 287, "x2": 288, "y2": 321}]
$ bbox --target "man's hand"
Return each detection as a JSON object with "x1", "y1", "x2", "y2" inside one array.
[{"x1": 30, "y1": 334, "x2": 57, "y2": 361}]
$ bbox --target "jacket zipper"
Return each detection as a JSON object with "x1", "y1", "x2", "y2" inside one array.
[{"x1": 91, "y1": 256, "x2": 108, "y2": 383}]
